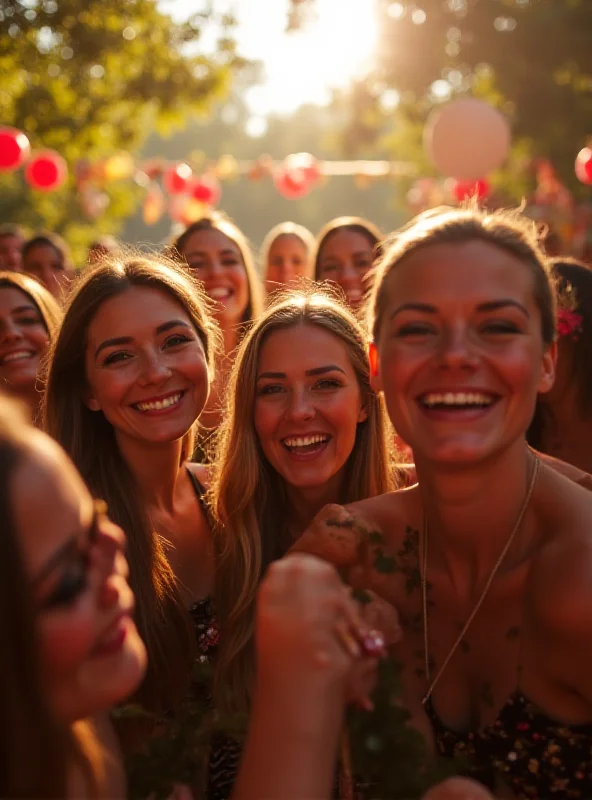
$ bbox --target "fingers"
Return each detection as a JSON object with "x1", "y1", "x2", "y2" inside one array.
[{"x1": 422, "y1": 778, "x2": 494, "y2": 800}]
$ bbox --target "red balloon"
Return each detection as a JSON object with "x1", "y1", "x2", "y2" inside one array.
[
  {"x1": 453, "y1": 178, "x2": 490, "y2": 202},
  {"x1": 25, "y1": 150, "x2": 67, "y2": 191},
  {"x1": 0, "y1": 127, "x2": 30, "y2": 172},
  {"x1": 274, "y1": 168, "x2": 312, "y2": 199},
  {"x1": 164, "y1": 162, "x2": 192, "y2": 194},
  {"x1": 575, "y1": 147, "x2": 592, "y2": 185},
  {"x1": 285, "y1": 152, "x2": 321, "y2": 184},
  {"x1": 190, "y1": 175, "x2": 221, "y2": 207}
]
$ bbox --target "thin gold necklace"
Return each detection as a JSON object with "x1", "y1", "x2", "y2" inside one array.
[{"x1": 421, "y1": 454, "x2": 540, "y2": 705}]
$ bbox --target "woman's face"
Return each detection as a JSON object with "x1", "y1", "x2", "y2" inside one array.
[
  {"x1": 0, "y1": 287, "x2": 50, "y2": 395},
  {"x1": 254, "y1": 323, "x2": 367, "y2": 491},
  {"x1": 181, "y1": 228, "x2": 250, "y2": 327},
  {"x1": 265, "y1": 234, "x2": 309, "y2": 291},
  {"x1": 85, "y1": 286, "x2": 209, "y2": 448},
  {"x1": 373, "y1": 240, "x2": 556, "y2": 467},
  {"x1": 24, "y1": 244, "x2": 72, "y2": 299},
  {"x1": 317, "y1": 229, "x2": 376, "y2": 310},
  {"x1": 13, "y1": 433, "x2": 147, "y2": 722}
]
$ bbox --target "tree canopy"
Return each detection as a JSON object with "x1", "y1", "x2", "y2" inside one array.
[
  {"x1": 292, "y1": 0, "x2": 592, "y2": 194},
  {"x1": 0, "y1": 0, "x2": 242, "y2": 259}
]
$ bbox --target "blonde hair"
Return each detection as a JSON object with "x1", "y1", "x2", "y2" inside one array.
[
  {"x1": 260, "y1": 222, "x2": 315, "y2": 279},
  {"x1": 43, "y1": 252, "x2": 220, "y2": 712},
  {"x1": 369, "y1": 206, "x2": 556, "y2": 343},
  {"x1": 210, "y1": 287, "x2": 395, "y2": 713}
]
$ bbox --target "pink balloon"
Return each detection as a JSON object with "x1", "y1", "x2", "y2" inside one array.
[
  {"x1": 425, "y1": 98, "x2": 510, "y2": 180},
  {"x1": 0, "y1": 127, "x2": 30, "y2": 172}
]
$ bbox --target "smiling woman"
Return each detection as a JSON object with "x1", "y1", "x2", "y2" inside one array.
[{"x1": 0, "y1": 271, "x2": 62, "y2": 420}]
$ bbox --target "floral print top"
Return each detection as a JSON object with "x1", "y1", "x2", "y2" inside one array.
[{"x1": 426, "y1": 691, "x2": 592, "y2": 798}]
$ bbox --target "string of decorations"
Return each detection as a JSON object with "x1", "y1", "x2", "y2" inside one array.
[{"x1": 1, "y1": 97, "x2": 590, "y2": 233}]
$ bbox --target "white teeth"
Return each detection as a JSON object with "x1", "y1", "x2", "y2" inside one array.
[
  {"x1": 1, "y1": 350, "x2": 33, "y2": 364},
  {"x1": 421, "y1": 391, "x2": 494, "y2": 408},
  {"x1": 283, "y1": 434, "x2": 330, "y2": 448},
  {"x1": 209, "y1": 287, "x2": 232, "y2": 300},
  {"x1": 136, "y1": 393, "x2": 182, "y2": 412}
]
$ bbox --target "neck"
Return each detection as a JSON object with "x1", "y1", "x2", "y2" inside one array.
[
  {"x1": 417, "y1": 440, "x2": 537, "y2": 595},
  {"x1": 285, "y1": 471, "x2": 344, "y2": 537},
  {"x1": 115, "y1": 432, "x2": 184, "y2": 513},
  {"x1": 8, "y1": 384, "x2": 42, "y2": 423}
]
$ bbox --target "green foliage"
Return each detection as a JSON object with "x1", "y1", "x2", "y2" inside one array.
[
  {"x1": 292, "y1": 0, "x2": 592, "y2": 199},
  {"x1": 0, "y1": 0, "x2": 242, "y2": 262}
]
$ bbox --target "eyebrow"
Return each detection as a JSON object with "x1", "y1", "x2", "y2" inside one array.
[
  {"x1": 390, "y1": 299, "x2": 530, "y2": 319},
  {"x1": 11, "y1": 305, "x2": 39, "y2": 315},
  {"x1": 94, "y1": 320, "x2": 192, "y2": 358},
  {"x1": 185, "y1": 248, "x2": 240, "y2": 258},
  {"x1": 257, "y1": 364, "x2": 347, "y2": 380}
]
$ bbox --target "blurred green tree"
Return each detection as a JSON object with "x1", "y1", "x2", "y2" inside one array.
[
  {"x1": 291, "y1": 0, "x2": 592, "y2": 197},
  {"x1": 0, "y1": 0, "x2": 243, "y2": 261}
]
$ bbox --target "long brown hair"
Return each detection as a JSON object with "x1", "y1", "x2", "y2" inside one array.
[
  {"x1": 210, "y1": 287, "x2": 395, "y2": 713},
  {"x1": 0, "y1": 395, "x2": 101, "y2": 798},
  {"x1": 172, "y1": 212, "x2": 264, "y2": 328},
  {"x1": 42, "y1": 254, "x2": 219, "y2": 712}
]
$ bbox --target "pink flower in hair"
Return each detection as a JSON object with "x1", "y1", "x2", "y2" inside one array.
[{"x1": 557, "y1": 308, "x2": 583, "y2": 339}]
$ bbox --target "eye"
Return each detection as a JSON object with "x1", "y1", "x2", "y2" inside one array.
[
  {"x1": 320, "y1": 263, "x2": 337, "y2": 274},
  {"x1": 480, "y1": 321, "x2": 521, "y2": 335},
  {"x1": 222, "y1": 258, "x2": 240, "y2": 267},
  {"x1": 103, "y1": 350, "x2": 132, "y2": 366},
  {"x1": 42, "y1": 560, "x2": 87, "y2": 610},
  {"x1": 258, "y1": 383, "x2": 285, "y2": 396},
  {"x1": 355, "y1": 257, "x2": 373, "y2": 270},
  {"x1": 395, "y1": 323, "x2": 436, "y2": 338},
  {"x1": 314, "y1": 378, "x2": 343, "y2": 391},
  {"x1": 188, "y1": 261, "x2": 205, "y2": 270},
  {"x1": 16, "y1": 315, "x2": 43, "y2": 326},
  {"x1": 164, "y1": 333, "x2": 191, "y2": 348}
]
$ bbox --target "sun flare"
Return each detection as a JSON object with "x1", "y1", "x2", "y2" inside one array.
[{"x1": 242, "y1": 0, "x2": 379, "y2": 116}]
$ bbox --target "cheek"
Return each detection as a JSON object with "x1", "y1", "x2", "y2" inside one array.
[
  {"x1": 254, "y1": 400, "x2": 280, "y2": 442},
  {"x1": 38, "y1": 604, "x2": 96, "y2": 683},
  {"x1": 27, "y1": 327, "x2": 50, "y2": 352},
  {"x1": 89, "y1": 369, "x2": 133, "y2": 409}
]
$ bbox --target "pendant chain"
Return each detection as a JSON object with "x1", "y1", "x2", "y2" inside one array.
[{"x1": 421, "y1": 455, "x2": 540, "y2": 705}]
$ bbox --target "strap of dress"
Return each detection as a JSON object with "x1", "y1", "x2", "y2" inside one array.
[{"x1": 185, "y1": 465, "x2": 210, "y2": 516}]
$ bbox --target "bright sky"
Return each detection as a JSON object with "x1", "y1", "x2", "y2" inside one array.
[{"x1": 162, "y1": 0, "x2": 380, "y2": 120}]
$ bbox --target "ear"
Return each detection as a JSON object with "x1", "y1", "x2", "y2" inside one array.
[
  {"x1": 368, "y1": 341, "x2": 382, "y2": 393},
  {"x1": 357, "y1": 403, "x2": 368, "y2": 423},
  {"x1": 537, "y1": 341, "x2": 557, "y2": 395},
  {"x1": 83, "y1": 385, "x2": 101, "y2": 412}
]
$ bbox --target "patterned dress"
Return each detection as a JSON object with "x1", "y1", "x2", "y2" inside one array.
[{"x1": 426, "y1": 691, "x2": 592, "y2": 798}]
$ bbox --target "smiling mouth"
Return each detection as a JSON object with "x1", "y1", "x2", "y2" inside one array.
[
  {"x1": 282, "y1": 433, "x2": 331, "y2": 455},
  {"x1": 209, "y1": 287, "x2": 233, "y2": 301},
  {"x1": 132, "y1": 391, "x2": 185, "y2": 413},
  {"x1": 418, "y1": 391, "x2": 499, "y2": 411},
  {"x1": 0, "y1": 349, "x2": 36, "y2": 365}
]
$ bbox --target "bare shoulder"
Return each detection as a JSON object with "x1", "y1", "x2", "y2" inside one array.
[
  {"x1": 185, "y1": 461, "x2": 211, "y2": 490},
  {"x1": 536, "y1": 450, "x2": 592, "y2": 491},
  {"x1": 346, "y1": 485, "x2": 421, "y2": 546},
  {"x1": 530, "y1": 463, "x2": 592, "y2": 632}
]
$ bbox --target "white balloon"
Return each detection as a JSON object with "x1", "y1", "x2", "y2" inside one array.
[{"x1": 424, "y1": 98, "x2": 511, "y2": 180}]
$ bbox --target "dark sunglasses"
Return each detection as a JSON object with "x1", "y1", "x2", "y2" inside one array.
[{"x1": 33, "y1": 500, "x2": 107, "y2": 612}]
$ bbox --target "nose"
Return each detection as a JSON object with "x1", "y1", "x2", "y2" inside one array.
[
  {"x1": 338, "y1": 262, "x2": 358, "y2": 288},
  {"x1": 286, "y1": 386, "x2": 315, "y2": 422},
  {"x1": 137, "y1": 351, "x2": 172, "y2": 386},
  {"x1": 91, "y1": 525, "x2": 127, "y2": 607},
  {"x1": 0, "y1": 319, "x2": 24, "y2": 345},
  {"x1": 437, "y1": 324, "x2": 478, "y2": 370}
]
